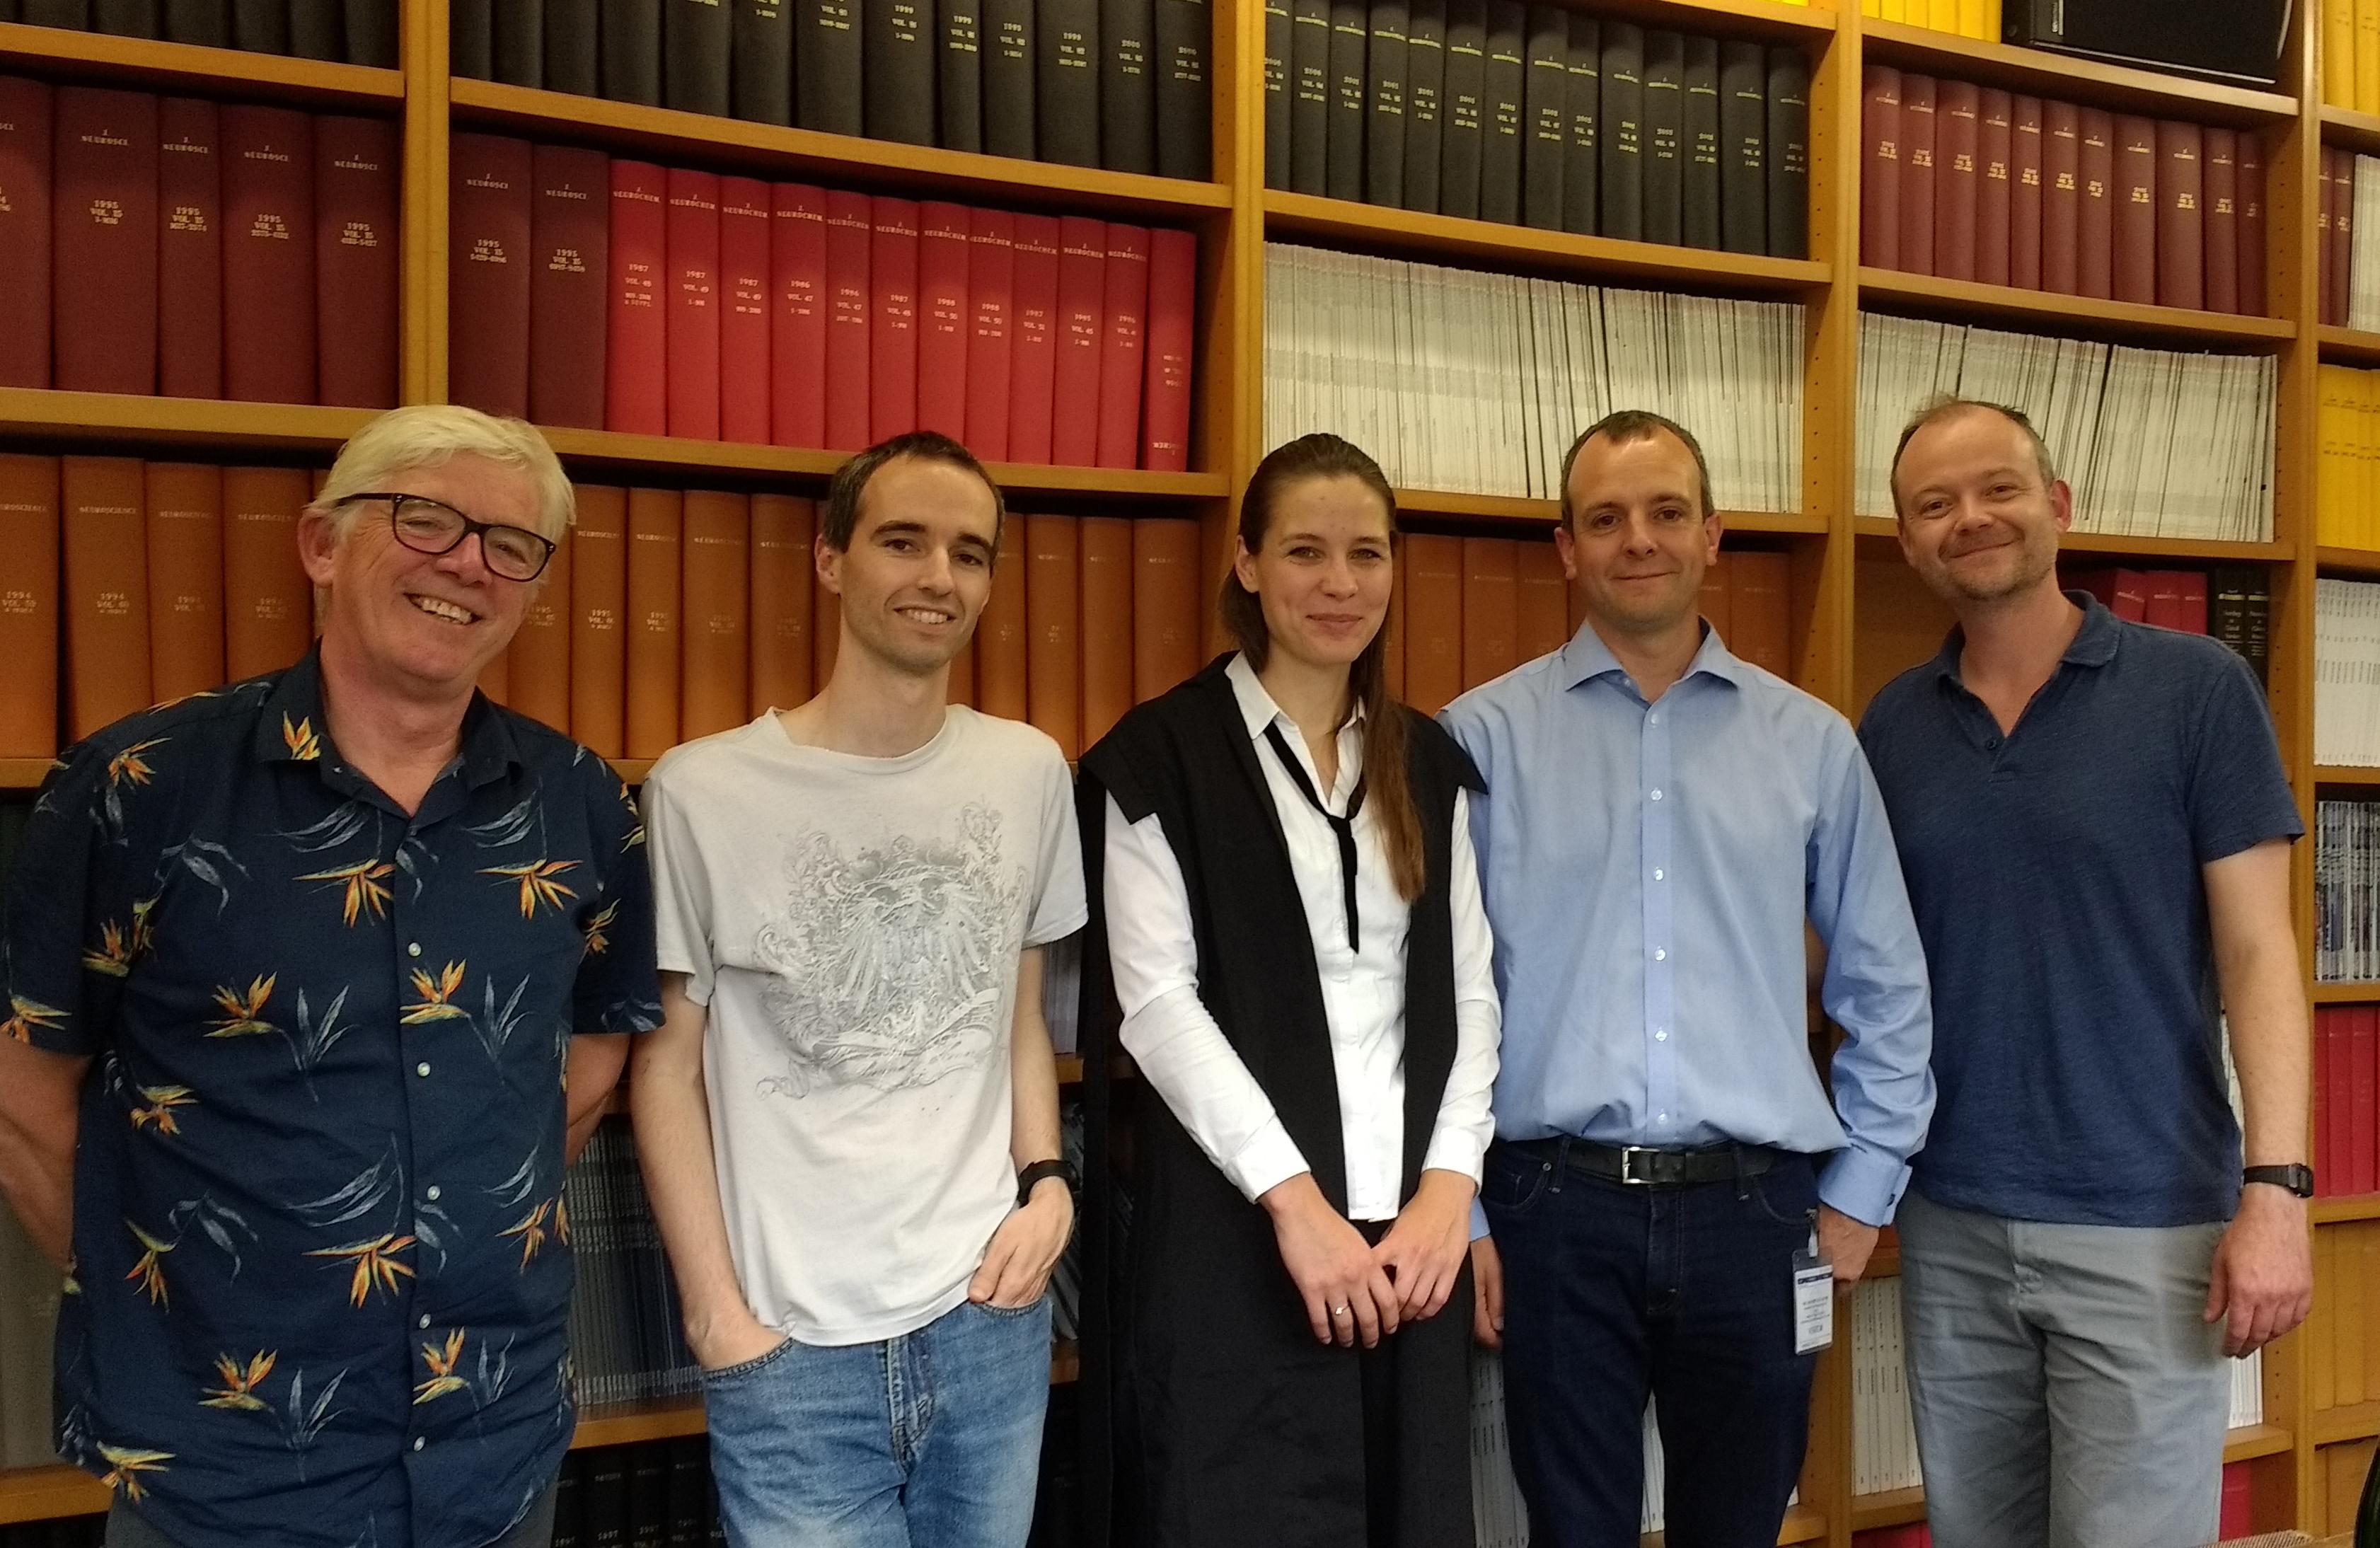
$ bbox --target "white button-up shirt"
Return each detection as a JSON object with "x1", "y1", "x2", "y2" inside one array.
[{"x1": 1102, "y1": 654, "x2": 1501, "y2": 1221}]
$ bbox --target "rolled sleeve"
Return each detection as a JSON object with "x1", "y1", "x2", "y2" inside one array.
[{"x1": 2188, "y1": 652, "x2": 2304, "y2": 865}]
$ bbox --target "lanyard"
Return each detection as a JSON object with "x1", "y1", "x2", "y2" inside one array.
[{"x1": 1261, "y1": 723, "x2": 1366, "y2": 953}]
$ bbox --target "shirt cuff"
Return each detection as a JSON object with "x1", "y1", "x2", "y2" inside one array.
[
  {"x1": 1469, "y1": 1199, "x2": 1491, "y2": 1242},
  {"x1": 1819, "y1": 1143, "x2": 1912, "y2": 1230},
  {"x1": 1422, "y1": 1126, "x2": 1489, "y2": 1187},
  {"x1": 1225, "y1": 1119, "x2": 1312, "y2": 1206}
]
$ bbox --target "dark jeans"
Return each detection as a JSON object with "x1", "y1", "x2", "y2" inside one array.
[{"x1": 1481, "y1": 1140, "x2": 1820, "y2": 1548}]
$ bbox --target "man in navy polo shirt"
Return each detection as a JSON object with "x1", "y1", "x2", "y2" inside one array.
[{"x1": 1859, "y1": 398, "x2": 2313, "y2": 1548}]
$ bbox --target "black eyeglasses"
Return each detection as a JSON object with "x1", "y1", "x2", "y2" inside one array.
[{"x1": 351, "y1": 492, "x2": 557, "y2": 582}]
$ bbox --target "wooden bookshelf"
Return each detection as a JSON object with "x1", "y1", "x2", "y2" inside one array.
[
  {"x1": 0, "y1": 0, "x2": 2362, "y2": 1542},
  {"x1": 1856, "y1": 268, "x2": 2297, "y2": 347},
  {"x1": 448, "y1": 79, "x2": 1236, "y2": 224},
  {"x1": 1264, "y1": 191, "x2": 1832, "y2": 294},
  {"x1": 1641, "y1": 1503, "x2": 1828, "y2": 1548},
  {"x1": 0, "y1": 20, "x2": 403, "y2": 107},
  {"x1": 534, "y1": 426, "x2": 1230, "y2": 502},
  {"x1": 1852, "y1": 516, "x2": 2292, "y2": 564},
  {"x1": 1855, "y1": 19, "x2": 2299, "y2": 127},
  {"x1": 1849, "y1": 1486, "x2": 1928, "y2": 1532}
]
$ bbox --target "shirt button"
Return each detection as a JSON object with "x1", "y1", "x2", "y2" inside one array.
[
  {"x1": 1653, "y1": 948, "x2": 1667, "y2": 961},
  {"x1": 1656, "y1": 1031, "x2": 1669, "y2": 1041},
  {"x1": 1648, "y1": 713, "x2": 1658, "y2": 725},
  {"x1": 1649, "y1": 788, "x2": 1663, "y2": 801},
  {"x1": 425, "y1": 1185, "x2": 441, "y2": 1201},
  {"x1": 415, "y1": 1062, "x2": 432, "y2": 1078},
  {"x1": 1985, "y1": 737, "x2": 2000, "y2": 750},
  {"x1": 411, "y1": 1438, "x2": 424, "y2": 1452},
  {"x1": 1657, "y1": 1111, "x2": 1668, "y2": 1121},
  {"x1": 418, "y1": 1314, "x2": 432, "y2": 1329},
  {"x1": 1653, "y1": 868, "x2": 1665, "y2": 882},
  {"x1": 407, "y1": 942, "x2": 422, "y2": 959}
]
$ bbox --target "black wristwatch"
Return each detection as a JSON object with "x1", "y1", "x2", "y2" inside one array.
[
  {"x1": 1017, "y1": 1158, "x2": 1080, "y2": 1208},
  {"x1": 2242, "y1": 1164, "x2": 2316, "y2": 1199}
]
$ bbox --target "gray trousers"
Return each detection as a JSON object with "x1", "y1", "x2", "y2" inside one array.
[
  {"x1": 107, "y1": 1481, "x2": 558, "y2": 1548},
  {"x1": 1897, "y1": 1189, "x2": 2233, "y2": 1548}
]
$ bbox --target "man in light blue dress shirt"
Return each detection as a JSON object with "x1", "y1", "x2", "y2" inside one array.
[{"x1": 1439, "y1": 410, "x2": 1935, "y2": 1548}]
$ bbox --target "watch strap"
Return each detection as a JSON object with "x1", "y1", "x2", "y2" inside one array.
[
  {"x1": 1017, "y1": 1158, "x2": 1079, "y2": 1206},
  {"x1": 2242, "y1": 1164, "x2": 2315, "y2": 1198}
]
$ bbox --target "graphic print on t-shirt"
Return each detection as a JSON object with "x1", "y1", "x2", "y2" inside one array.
[{"x1": 749, "y1": 801, "x2": 1025, "y2": 1097}]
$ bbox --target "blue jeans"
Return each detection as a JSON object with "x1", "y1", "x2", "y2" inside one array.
[
  {"x1": 1481, "y1": 1141, "x2": 1820, "y2": 1548},
  {"x1": 703, "y1": 1294, "x2": 1053, "y2": 1548}
]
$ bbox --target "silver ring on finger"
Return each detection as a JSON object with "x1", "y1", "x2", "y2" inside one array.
[{"x1": 1331, "y1": 1304, "x2": 1351, "y2": 1317}]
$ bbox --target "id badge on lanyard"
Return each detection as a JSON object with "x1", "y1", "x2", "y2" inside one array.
[{"x1": 1792, "y1": 1221, "x2": 1833, "y2": 1355}]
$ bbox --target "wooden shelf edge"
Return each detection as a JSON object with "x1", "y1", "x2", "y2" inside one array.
[
  {"x1": 1397, "y1": 487, "x2": 1826, "y2": 533},
  {"x1": 0, "y1": 21, "x2": 404, "y2": 105},
  {"x1": 2313, "y1": 982, "x2": 2380, "y2": 1005},
  {"x1": 571, "y1": 1394, "x2": 707, "y2": 1450},
  {"x1": 0, "y1": 758, "x2": 57, "y2": 792},
  {"x1": 449, "y1": 79, "x2": 1234, "y2": 220},
  {"x1": 2321, "y1": 103, "x2": 2380, "y2": 155},
  {"x1": 2313, "y1": 1399, "x2": 2380, "y2": 1446},
  {"x1": 2316, "y1": 545, "x2": 2380, "y2": 579},
  {"x1": 2313, "y1": 1192, "x2": 2380, "y2": 1223},
  {"x1": 2316, "y1": 766, "x2": 2380, "y2": 786},
  {"x1": 1264, "y1": 191, "x2": 1831, "y2": 294},
  {"x1": 2316, "y1": 324, "x2": 2380, "y2": 368},
  {"x1": 1643, "y1": 1504, "x2": 1825, "y2": 1548},
  {"x1": 537, "y1": 425, "x2": 1227, "y2": 500},
  {"x1": 0, "y1": 1465, "x2": 103, "y2": 1527},
  {"x1": 0, "y1": 389, "x2": 376, "y2": 451},
  {"x1": 1857, "y1": 269, "x2": 2294, "y2": 347},
  {"x1": 2222, "y1": 1423, "x2": 2293, "y2": 1463},
  {"x1": 1852, "y1": 516, "x2": 2287, "y2": 561},
  {"x1": 1857, "y1": 21, "x2": 2299, "y2": 127},
  {"x1": 1849, "y1": 1485, "x2": 1928, "y2": 1532}
]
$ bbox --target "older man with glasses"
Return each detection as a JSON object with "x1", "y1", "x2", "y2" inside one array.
[{"x1": 0, "y1": 405, "x2": 662, "y2": 1548}]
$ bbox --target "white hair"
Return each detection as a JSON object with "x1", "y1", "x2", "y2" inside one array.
[{"x1": 313, "y1": 404, "x2": 574, "y2": 545}]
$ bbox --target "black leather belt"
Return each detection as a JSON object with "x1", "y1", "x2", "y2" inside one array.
[{"x1": 1501, "y1": 1136, "x2": 1786, "y2": 1187}]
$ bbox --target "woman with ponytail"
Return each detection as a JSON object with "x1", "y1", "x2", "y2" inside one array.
[{"x1": 1074, "y1": 434, "x2": 1501, "y2": 1547}]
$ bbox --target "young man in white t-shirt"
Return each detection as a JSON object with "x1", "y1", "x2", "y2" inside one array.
[{"x1": 632, "y1": 432, "x2": 1088, "y2": 1547}]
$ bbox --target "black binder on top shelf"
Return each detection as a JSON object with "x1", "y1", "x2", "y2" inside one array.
[
  {"x1": 1365, "y1": 0, "x2": 1407, "y2": 208},
  {"x1": 865, "y1": 0, "x2": 936, "y2": 143},
  {"x1": 547, "y1": 0, "x2": 601, "y2": 93},
  {"x1": 1478, "y1": 0, "x2": 1521, "y2": 225},
  {"x1": 164, "y1": 0, "x2": 230, "y2": 47},
  {"x1": 1402, "y1": 0, "x2": 1444, "y2": 214},
  {"x1": 1290, "y1": 0, "x2": 1330, "y2": 195},
  {"x1": 1520, "y1": 3, "x2": 1564, "y2": 231},
  {"x1": 603, "y1": 0, "x2": 666, "y2": 106},
  {"x1": 1718, "y1": 38, "x2": 1764, "y2": 256},
  {"x1": 733, "y1": 0, "x2": 797, "y2": 124},
  {"x1": 1639, "y1": 28, "x2": 1681, "y2": 248},
  {"x1": 1596, "y1": 18, "x2": 1641, "y2": 241},
  {"x1": 984, "y1": 0, "x2": 1035, "y2": 156},
  {"x1": 1153, "y1": 0, "x2": 1208, "y2": 179},
  {"x1": 451, "y1": 0, "x2": 492, "y2": 77},
  {"x1": 1561, "y1": 10, "x2": 1596, "y2": 237},
  {"x1": 1765, "y1": 46, "x2": 1808, "y2": 260},
  {"x1": 1037, "y1": 0, "x2": 1100, "y2": 165},
  {"x1": 1438, "y1": 0, "x2": 1483, "y2": 220},
  {"x1": 940, "y1": 0, "x2": 985, "y2": 151},
  {"x1": 496, "y1": 0, "x2": 543, "y2": 86},
  {"x1": 92, "y1": 0, "x2": 158, "y2": 36},
  {"x1": 1101, "y1": 0, "x2": 1155, "y2": 173},
  {"x1": 1681, "y1": 33, "x2": 1719, "y2": 250},
  {"x1": 1326, "y1": 0, "x2": 1366, "y2": 202},
  {"x1": 1265, "y1": 0, "x2": 1293, "y2": 189},
  {"x1": 345, "y1": 0, "x2": 394, "y2": 64}
]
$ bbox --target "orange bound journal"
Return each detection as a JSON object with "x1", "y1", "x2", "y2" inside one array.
[
  {"x1": 507, "y1": 518, "x2": 572, "y2": 733},
  {"x1": 63, "y1": 456, "x2": 152, "y2": 739},
  {"x1": 976, "y1": 515, "x2": 1030, "y2": 721},
  {"x1": 570, "y1": 485, "x2": 628, "y2": 756},
  {"x1": 1380, "y1": 542, "x2": 1406, "y2": 702},
  {"x1": 220, "y1": 466, "x2": 312, "y2": 683},
  {"x1": 680, "y1": 489, "x2": 752, "y2": 741},
  {"x1": 1024, "y1": 513, "x2": 1081, "y2": 755},
  {"x1": 625, "y1": 487, "x2": 684, "y2": 759},
  {"x1": 144, "y1": 462, "x2": 226, "y2": 705},
  {"x1": 478, "y1": 647, "x2": 512, "y2": 707},
  {"x1": 1131, "y1": 516, "x2": 1201, "y2": 704},
  {"x1": 1699, "y1": 553, "x2": 1733, "y2": 640},
  {"x1": 813, "y1": 567, "x2": 841, "y2": 685},
  {"x1": 1459, "y1": 536, "x2": 1518, "y2": 691},
  {"x1": 748, "y1": 493, "x2": 815, "y2": 714},
  {"x1": 1401, "y1": 533, "x2": 1464, "y2": 716},
  {"x1": 0, "y1": 455, "x2": 61, "y2": 758},
  {"x1": 1514, "y1": 538, "x2": 1568, "y2": 663},
  {"x1": 1728, "y1": 550, "x2": 1791, "y2": 678},
  {"x1": 1079, "y1": 515, "x2": 1133, "y2": 749}
]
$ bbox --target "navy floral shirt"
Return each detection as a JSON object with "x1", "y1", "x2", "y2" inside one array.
[{"x1": 0, "y1": 651, "x2": 662, "y2": 1548}]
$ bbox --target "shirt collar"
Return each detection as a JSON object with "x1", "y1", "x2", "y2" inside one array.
[
  {"x1": 1556, "y1": 620, "x2": 1748, "y2": 693},
  {"x1": 1224, "y1": 652, "x2": 1368, "y2": 741},
  {"x1": 1927, "y1": 589, "x2": 2120, "y2": 682},
  {"x1": 254, "y1": 647, "x2": 524, "y2": 787}
]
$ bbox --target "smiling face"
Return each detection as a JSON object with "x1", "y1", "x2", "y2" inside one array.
[
  {"x1": 299, "y1": 453, "x2": 542, "y2": 695},
  {"x1": 1555, "y1": 427, "x2": 1723, "y2": 639},
  {"x1": 1232, "y1": 474, "x2": 1396, "y2": 674},
  {"x1": 1893, "y1": 405, "x2": 2071, "y2": 605},
  {"x1": 821, "y1": 455, "x2": 1000, "y2": 677}
]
